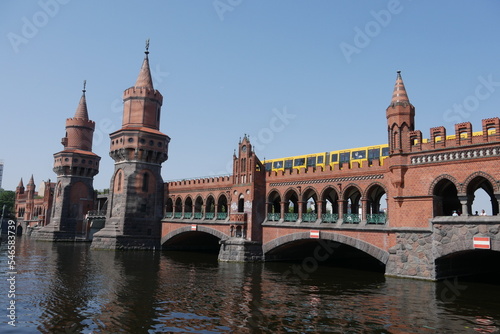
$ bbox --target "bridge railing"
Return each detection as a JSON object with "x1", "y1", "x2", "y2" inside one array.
[
  {"x1": 284, "y1": 213, "x2": 299, "y2": 222},
  {"x1": 302, "y1": 213, "x2": 317, "y2": 222},
  {"x1": 343, "y1": 213, "x2": 360, "y2": 224},
  {"x1": 322, "y1": 213, "x2": 338, "y2": 223},
  {"x1": 217, "y1": 212, "x2": 228, "y2": 220},
  {"x1": 87, "y1": 210, "x2": 106, "y2": 217},
  {"x1": 193, "y1": 212, "x2": 203, "y2": 219},
  {"x1": 366, "y1": 213, "x2": 386, "y2": 224},
  {"x1": 267, "y1": 213, "x2": 281, "y2": 221},
  {"x1": 205, "y1": 212, "x2": 215, "y2": 220},
  {"x1": 184, "y1": 212, "x2": 192, "y2": 219}
]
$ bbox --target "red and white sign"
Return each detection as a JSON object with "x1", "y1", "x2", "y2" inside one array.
[
  {"x1": 473, "y1": 236, "x2": 490, "y2": 249},
  {"x1": 191, "y1": 224, "x2": 197, "y2": 231},
  {"x1": 310, "y1": 230, "x2": 320, "y2": 239}
]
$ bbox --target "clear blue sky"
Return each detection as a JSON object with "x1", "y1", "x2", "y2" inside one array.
[{"x1": 1, "y1": 0, "x2": 500, "y2": 196}]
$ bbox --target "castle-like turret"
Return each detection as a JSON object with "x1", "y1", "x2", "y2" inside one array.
[
  {"x1": 33, "y1": 82, "x2": 101, "y2": 241},
  {"x1": 91, "y1": 41, "x2": 170, "y2": 250},
  {"x1": 386, "y1": 71, "x2": 415, "y2": 155}
]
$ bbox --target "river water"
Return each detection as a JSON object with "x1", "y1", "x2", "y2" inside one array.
[{"x1": 0, "y1": 237, "x2": 499, "y2": 334}]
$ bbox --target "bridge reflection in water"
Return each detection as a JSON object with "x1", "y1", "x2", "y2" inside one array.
[{"x1": 1, "y1": 237, "x2": 499, "y2": 334}]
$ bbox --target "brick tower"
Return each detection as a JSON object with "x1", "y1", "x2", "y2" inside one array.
[
  {"x1": 91, "y1": 42, "x2": 170, "y2": 250},
  {"x1": 386, "y1": 71, "x2": 415, "y2": 198},
  {"x1": 386, "y1": 71, "x2": 415, "y2": 155},
  {"x1": 218, "y1": 135, "x2": 266, "y2": 261},
  {"x1": 33, "y1": 82, "x2": 100, "y2": 241}
]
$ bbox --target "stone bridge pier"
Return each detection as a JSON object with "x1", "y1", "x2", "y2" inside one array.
[{"x1": 386, "y1": 217, "x2": 500, "y2": 280}]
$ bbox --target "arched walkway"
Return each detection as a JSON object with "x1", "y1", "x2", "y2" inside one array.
[
  {"x1": 263, "y1": 232, "x2": 389, "y2": 265},
  {"x1": 161, "y1": 226, "x2": 229, "y2": 252}
]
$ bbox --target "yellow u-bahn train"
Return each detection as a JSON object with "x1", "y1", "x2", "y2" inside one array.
[
  {"x1": 263, "y1": 144, "x2": 390, "y2": 172},
  {"x1": 262, "y1": 128, "x2": 497, "y2": 172}
]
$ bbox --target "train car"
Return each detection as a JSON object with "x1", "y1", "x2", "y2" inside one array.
[
  {"x1": 329, "y1": 144, "x2": 389, "y2": 169},
  {"x1": 263, "y1": 128, "x2": 497, "y2": 173},
  {"x1": 263, "y1": 144, "x2": 390, "y2": 173}
]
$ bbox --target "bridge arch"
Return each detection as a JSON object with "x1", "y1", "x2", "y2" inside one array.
[
  {"x1": 301, "y1": 187, "x2": 319, "y2": 214},
  {"x1": 464, "y1": 171, "x2": 499, "y2": 215},
  {"x1": 435, "y1": 239, "x2": 500, "y2": 280},
  {"x1": 463, "y1": 171, "x2": 498, "y2": 193},
  {"x1": 217, "y1": 193, "x2": 228, "y2": 213},
  {"x1": 194, "y1": 195, "x2": 203, "y2": 214},
  {"x1": 364, "y1": 182, "x2": 388, "y2": 215},
  {"x1": 165, "y1": 197, "x2": 173, "y2": 214},
  {"x1": 263, "y1": 232, "x2": 389, "y2": 265},
  {"x1": 430, "y1": 175, "x2": 460, "y2": 216},
  {"x1": 174, "y1": 197, "x2": 182, "y2": 213},
  {"x1": 320, "y1": 185, "x2": 340, "y2": 215},
  {"x1": 161, "y1": 225, "x2": 229, "y2": 251},
  {"x1": 184, "y1": 196, "x2": 193, "y2": 214},
  {"x1": 283, "y1": 188, "x2": 299, "y2": 214},
  {"x1": 267, "y1": 189, "x2": 281, "y2": 215},
  {"x1": 428, "y1": 174, "x2": 459, "y2": 195},
  {"x1": 206, "y1": 194, "x2": 216, "y2": 213},
  {"x1": 343, "y1": 184, "x2": 362, "y2": 214}
]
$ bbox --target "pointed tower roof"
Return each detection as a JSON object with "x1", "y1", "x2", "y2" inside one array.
[
  {"x1": 389, "y1": 71, "x2": 411, "y2": 107},
  {"x1": 17, "y1": 178, "x2": 24, "y2": 188},
  {"x1": 28, "y1": 175, "x2": 35, "y2": 186},
  {"x1": 74, "y1": 80, "x2": 89, "y2": 120},
  {"x1": 134, "y1": 39, "x2": 154, "y2": 89}
]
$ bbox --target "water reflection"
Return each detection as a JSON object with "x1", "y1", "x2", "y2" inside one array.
[{"x1": 0, "y1": 238, "x2": 499, "y2": 333}]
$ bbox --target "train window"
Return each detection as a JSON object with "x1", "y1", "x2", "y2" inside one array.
[
  {"x1": 330, "y1": 154, "x2": 338, "y2": 162},
  {"x1": 352, "y1": 150, "x2": 366, "y2": 159},
  {"x1": 265, "y1": 163, "x2": 272, "y2": 171},
  {"x1": 368, "y1": 148, "x2": 380, "y2": 160},
  {"x1": 307, "y1": 156, "x2": 316, "y2": 167},
  {"x1": 339, "y1": 152, "x2": 350, "y2": 163},
  {"x1": 381, "y1": 147, "x2": 389, "y2": 156},
  {"x1": 294, "y1": 158, "x2": 305, "y2": 166},
  {"x1": 317, "y1": 155, "x2": 324, "y2": 164},
  {"x1": 285, "y1": 159, "x2": 293, "y2": 169},
  {"x1": 273, "y1": 161, "x2": 284, "y2": 169}
]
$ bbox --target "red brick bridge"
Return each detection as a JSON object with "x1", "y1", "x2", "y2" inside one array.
[{"x1": 161, "y1": 73, "x2": 500, "y2": 280}]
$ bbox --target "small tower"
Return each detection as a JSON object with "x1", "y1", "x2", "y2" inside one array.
[
  {"x1": 33, "y1": 82, "x2": 100, "y2": 241},
  {"x1": 218, "y1": 135, "x2": 265, "y2": 262},
  {"x1": 16, "y1": 178, "x2": 25, "y2": 198},
  {"x1": 386, "y1": 71, "x2": 415, "y2": 154},
  {"x1": 91, "y1": 41, "x2": 170, "y2": 250},
  {"x1": 26, "y1": 175, "x2": 35, "y2": 200}
]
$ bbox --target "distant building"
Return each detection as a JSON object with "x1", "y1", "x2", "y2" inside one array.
[
  {"x1": 0, "y1": 160, "x2": 3, "y2": 189},
  {"x1": 15, "y1": 176, "x2": 55, "y2": 227}
]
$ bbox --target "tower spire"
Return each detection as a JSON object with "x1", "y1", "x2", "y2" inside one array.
[
  {"x1": 134, "y1": 39, "x2": 154, "y2": 89},
  {"x1": 74, "y1": 80, "x2": 89, "y2": 120},
  {"x1": 28, "y1": 174, "x2": 35, "y2": 186},
  {"x1": 17, "y1": 178, "x2": 24, "y2": 188},
  {"x1": 389, "y1": 71, "x2": 410, "y2": 107}
]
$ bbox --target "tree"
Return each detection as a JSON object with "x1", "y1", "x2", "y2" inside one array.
[{"x1": 0, "y1": 190, "x2": 16, "y2": 220}]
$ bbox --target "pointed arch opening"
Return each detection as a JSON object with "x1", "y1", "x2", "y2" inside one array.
[
  {"x1": 194, "y1": 196, "x2": 203, "y2": 219},
  {"x1": 432, "y1": 178, "x2": 460, "y2": 217},
  {"x1": 365, "y1": 184, "x2": 387, "y2": 224},
  {"x1": 343, "y1": 186, "x2": 362, "y2": 224},
  {"x1": 321, "y1": 186, "x2": 339, "y2": 223},
  {"x1": 164, "y1": 197, "x2": 173, "y2": 218},
  {"x1": 466, "y1": 175, "x2": 498, "y2": 216},
  {"x1": 238, "y1": 195, "x2": 244, "y2": 213},
  {"x1": 267, "y1": 190, "x2": 282, "y2": 221},
  {"x1": 301, "y1": 188, "x2": 318, "y2": 222},
  {"x1": 217, "y1": 194, "x2": 228, "y2": 220},
  {"x1": 184, "y1": 197, "x2": 193, "y2": 219},
  {"x1": 205, "y1": 195, "x2": 216, "y2": 219},
  {"x1": 284, "y1": 189, "x2": 299, "y2": 222},
  {"x1": 174, "y1": 197, "x2": 182, "y2": 218}
]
